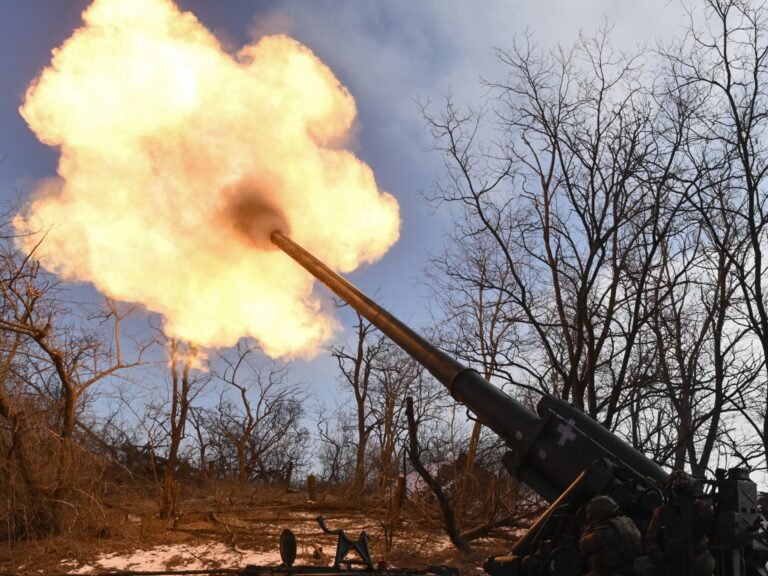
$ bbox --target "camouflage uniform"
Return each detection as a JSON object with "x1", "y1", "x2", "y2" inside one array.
[
  {"x1": 579, "y1": 495, "x2": 643, "y2": 576},
  {"x1": 640, "y1": 472, "x2": 715, "y2": 576}
]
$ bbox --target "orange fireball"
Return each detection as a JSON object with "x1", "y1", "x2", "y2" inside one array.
[{"x1": 15, "y1": 0, "x2": 400, "y2": 357}]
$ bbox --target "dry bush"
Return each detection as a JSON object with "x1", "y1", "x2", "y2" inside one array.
[{"x1": 0, "y1": 400, "x2": 117, "y2": 542}]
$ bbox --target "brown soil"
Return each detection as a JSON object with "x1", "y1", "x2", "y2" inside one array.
[{"x1": 0, "y1": 486, "x2": 517, "y2": 576}]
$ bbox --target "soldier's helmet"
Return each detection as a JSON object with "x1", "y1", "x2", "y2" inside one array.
[
  {"x1": 585, "y1": 495, "x2": 620, "y2": 521},
  {"x1": 665, "y1": 470, "x2": 694, "y2": 498}
]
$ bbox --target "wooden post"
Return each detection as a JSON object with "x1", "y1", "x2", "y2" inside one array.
[
  {"x1": 394, "y1": 474, "x2": 406, "y2": 512},
  {"x1": 483, "y1": 475, "x2": 497, "y2": 518},
  {"x1": 389, "y1": 474, "x2": 405, "y2": 518},
  {"x1": 307, "y1": 473, "x2": 317, "y2": 501},
  {"x1": 284, "y1": 461, "x2": 294, "y2": 488}
]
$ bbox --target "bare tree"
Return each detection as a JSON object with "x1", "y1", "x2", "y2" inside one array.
[
  {"x1": 210, "y1": 343, "x2": 307, "y2": 485},
  {"x1": 331, "y1": 313, "x2": 387, "y2": 494},
  {"x1": 661, "y1": 0, "x2": 768, "y2": 474},
  {"x1": 159, "y1": 338, "x2": 208, "y2": 519},
  {"x1": 316, "y1": 404, "x2": 356, "y2": 483},
  {"x1": 367, "y1": 342, "x2": 419, "y2": 492},
  {"x1": 423, "y1": 27, "x2": 691, "y2": 431},
  {"x1": 187, "y1": 405, "x2": 213, "y2": 478},
  {"x1": 0, "y1": 228, "x2": 148, "y2": 536},
  {"x1": 0, "y1": 237, "x2": 147, "y2": 443},
  {"x1": 422, "y1": 25, "x2": 734, "y2": 477}
]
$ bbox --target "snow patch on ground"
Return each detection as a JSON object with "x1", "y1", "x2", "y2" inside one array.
[{"x1": 61, "y1": 543, "x2": 282, "y2": 573}]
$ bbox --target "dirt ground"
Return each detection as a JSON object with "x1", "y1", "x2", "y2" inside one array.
[{"x1": 0, "y1": 485, "x2": 517, "y2": 576}]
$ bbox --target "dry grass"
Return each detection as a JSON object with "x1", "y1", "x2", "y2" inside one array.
[{"x1": 0, "y1": 481, "x2": 520, "y2": 575}]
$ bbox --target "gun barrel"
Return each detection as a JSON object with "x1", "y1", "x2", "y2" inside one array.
[
  {"x1": 272, "y1": 231, "x2": 664, "y2": 501},
  {"x1": 271, "y1": 231, "x2": 465, "y2": 387},
  {"x1": 271, "y1": 231, "x2": 543, "y2": 467}
]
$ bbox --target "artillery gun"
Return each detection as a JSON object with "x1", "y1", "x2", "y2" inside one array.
[{"x1": 272, "y1": 231, "x2": 768, "y2": 576}]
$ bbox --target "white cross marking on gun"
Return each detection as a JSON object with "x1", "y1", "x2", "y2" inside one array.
[{"x1": 556, "y1": 419, "x2": 577, "y2": 446}]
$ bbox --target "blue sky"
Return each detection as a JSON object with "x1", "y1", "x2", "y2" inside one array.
[{"x1": 0, "y1": 1, "x2": 688, "y2": 399}]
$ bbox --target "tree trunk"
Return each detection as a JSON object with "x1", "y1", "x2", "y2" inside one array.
[{"x1": 406, "y1": 397, "x2": 471, "y2": 555}]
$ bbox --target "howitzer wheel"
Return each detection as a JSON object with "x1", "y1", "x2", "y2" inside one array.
[
  {"x1": 280, "y1": 528, "x2": 297, "y2": 567},
  {"x1": 547, "y1": 546, "x2": 581, "y2": 576}
]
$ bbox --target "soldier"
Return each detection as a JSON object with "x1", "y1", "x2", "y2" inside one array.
[
  {"x1": 579, "y1": 495, "x2": 643, "y2": 576},
  {"x1": 638, "y1": 471, "x2": 715, "y2": 576}
]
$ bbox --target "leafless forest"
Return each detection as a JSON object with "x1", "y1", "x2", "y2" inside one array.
[{"x1": 4, "y1": 0, "x2": 768, "y2": 568}]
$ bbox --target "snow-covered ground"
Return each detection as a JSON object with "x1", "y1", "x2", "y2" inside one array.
[
  {"x1": 61, "y1": 543, "x2": 282, "y2": 573},
  {"x1": 59, "y1": 534, "x2": 455, "y2": 574},
  {"x1": 55, "y1": 508, "x2": 464, "y2": 574}
]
